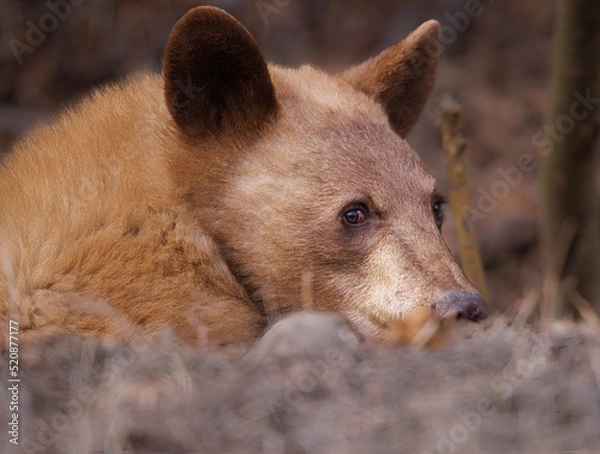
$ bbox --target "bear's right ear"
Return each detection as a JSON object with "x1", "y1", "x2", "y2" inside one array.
[{"x1": 163, "y1": 7, "x2": 278, "y2": 139}]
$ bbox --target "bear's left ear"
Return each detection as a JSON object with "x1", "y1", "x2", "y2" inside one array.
[
  {"x1": 341, "y1": 20, "x2": 440, "y2": 138},
  {"x1": 163, "y1": 6, "x2": 278, "y2": 139}
]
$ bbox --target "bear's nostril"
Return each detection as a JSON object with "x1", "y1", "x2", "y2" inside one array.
[{"x1": 433, "y1": 291, "x2": 488, "y2": 322}]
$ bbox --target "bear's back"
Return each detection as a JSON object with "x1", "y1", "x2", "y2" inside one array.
[
  {"x1": 0, "y1": 73, "x2": 172, "y2": 242},
  {"x1": 0, "y1": 74, "x2": 233, "y2": 340}
]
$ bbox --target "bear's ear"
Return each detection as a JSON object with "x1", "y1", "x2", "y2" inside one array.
[
  {"x1": 341, "y1": 20, "x2": 440, "y2": 138},
  {"x1": 163, "y1": 6, "x2": 278, "y2": 139}
]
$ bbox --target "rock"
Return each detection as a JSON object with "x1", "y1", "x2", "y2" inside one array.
[{"x1": 248, "y1": 312, "x2": 360, "y2": 360}]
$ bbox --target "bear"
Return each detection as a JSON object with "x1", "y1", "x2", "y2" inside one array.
[{"x1": 0, "y1": 6, "x2": 486, "y2": 345}]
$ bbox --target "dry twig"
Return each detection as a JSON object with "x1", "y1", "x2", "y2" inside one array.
[{"x1": 436, "y1": 93, "x2": 490, "y2": 307}]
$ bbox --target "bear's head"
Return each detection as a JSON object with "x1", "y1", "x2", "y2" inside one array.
[{"x1": 163, "y1": 7, "x2": 487, "y2": 339}]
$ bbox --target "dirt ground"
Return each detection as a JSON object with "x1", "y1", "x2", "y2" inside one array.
[
  {"x1": 1, "y1": 1, "x2": 599, "y2": 452},
  {"x1": 1, "y1": 312, "x2": 599, "y2": 453}
]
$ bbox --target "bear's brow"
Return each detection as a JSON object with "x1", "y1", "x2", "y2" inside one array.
[{"x1": 315, "y1": 117, "x2": 398, "y2": 152}]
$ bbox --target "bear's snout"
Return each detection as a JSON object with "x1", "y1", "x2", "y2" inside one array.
[{"x1": 432, "y1": 291, "x2": 487, "y2": 322}]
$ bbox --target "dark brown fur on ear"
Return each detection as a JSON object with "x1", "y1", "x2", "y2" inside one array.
[
  {"x1": 341, "y1": 20, "x2": 440, "y2": 138},
  {"x1": 163, "y1": 6, "x2": 278, "y2": 139}
]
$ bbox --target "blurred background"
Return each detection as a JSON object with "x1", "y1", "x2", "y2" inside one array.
[{"x1": 0, "y1": 0, "x2": 584, "y2": 311}]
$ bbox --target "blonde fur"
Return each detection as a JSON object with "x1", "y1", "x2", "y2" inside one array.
[{"x1": 0, "y1": 7, "x2": 484, "y2": 344}]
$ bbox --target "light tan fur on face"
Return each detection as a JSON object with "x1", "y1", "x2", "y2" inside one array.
[
  {"x1": 207, "y1": 67, "x2": 475, "y2": 338},
  {"x1": 0, "y1": 7, "x2": 481, "y2": 344}
]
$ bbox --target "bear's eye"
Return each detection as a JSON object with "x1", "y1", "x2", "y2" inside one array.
[
  {"x1": 431, "y1": 194, "x2": 446, "y2": 229},
  {"x1": 342, "y1": 208, "x2": 367, "y2": 227}
]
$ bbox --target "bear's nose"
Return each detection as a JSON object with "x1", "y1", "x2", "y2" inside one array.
[{"x1": 432, "y1": 291, "x2": 487, "y2": 322}]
